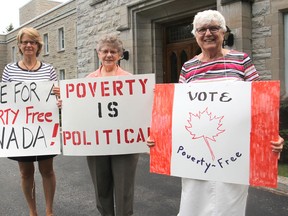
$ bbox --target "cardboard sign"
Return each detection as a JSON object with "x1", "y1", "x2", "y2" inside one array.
[
  {"x1": 0, "y1": 81, "x2": 61, "y2": 157},
  {"x1": 60, "y1": 74, "x2": 155, "y2": 156},
  {"x1": 150, "y1": 81, "x2": 280, "y2": 188}
]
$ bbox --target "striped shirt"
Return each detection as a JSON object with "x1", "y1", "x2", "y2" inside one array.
[
  {"x1": 2, "y1": 62, "x2": 57, "y2": 82},
  {"x1": 179, "y1": 50, "x2": 259, "y2": 83}
]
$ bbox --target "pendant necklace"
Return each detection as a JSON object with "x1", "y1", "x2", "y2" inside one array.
[{"x1": 22, "y1": 60, "x2": 38, "y2": 72}]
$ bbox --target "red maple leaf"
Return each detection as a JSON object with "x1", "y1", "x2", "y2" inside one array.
[{"x1": 185, "y1": 107, "x2": 225, "y2": 160}]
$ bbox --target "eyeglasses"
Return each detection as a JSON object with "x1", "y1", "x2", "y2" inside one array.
[
  {"x1": 99, "y1": 49, "x2": 118, "y2": 55},
  {"x1": 20, "y1": 41, "x2": 38, "y2": 45},
  {"x1": 196, "y1": 26, "x2": 222, "y2": 35}
]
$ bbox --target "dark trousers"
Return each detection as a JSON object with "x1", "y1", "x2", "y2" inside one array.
[{"x1": 87, "y1": 154, "x2": 139, "y2": 216}]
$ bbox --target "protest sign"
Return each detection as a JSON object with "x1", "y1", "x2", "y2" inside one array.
[
  {"x1": 60, "y1": 74, "x2": 155, "y2": 156},
  {"x1": 0, "y1": 81, "x2": 61, "y2": 157},
  {"x1": 150, "y1": 81, "x2": 280, "y2": 188}
]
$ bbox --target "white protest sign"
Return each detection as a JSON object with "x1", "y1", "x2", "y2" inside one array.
[
  {"x1": 60, "y1": 74, "x2": 155, "y2": 155},
  {"x1": 150, "y1": 81, "x2": 280, "y2": 187},
  {"x1": 0, "y1": 81, "x2": 61, "y2": 157},
  {"x1": 171, "y1": 81, "x2": 250, "y2": 184}
]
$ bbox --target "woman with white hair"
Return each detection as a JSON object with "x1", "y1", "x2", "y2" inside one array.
[
  {"x1": 86, "y1": 34, "x2": 139, "y2": 216},
  {"x1": 148, "y1": 9, "x2": 284, "y2": 216}
]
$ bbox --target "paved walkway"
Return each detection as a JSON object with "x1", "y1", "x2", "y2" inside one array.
[
  {"x1": 276, "y1": 176, "x2": 288, "y2": 195},
  {"x1": 261, "y1": 176, "x2": 288, "y2": 196}
]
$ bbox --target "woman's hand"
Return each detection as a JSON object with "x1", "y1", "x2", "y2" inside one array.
[
  {"x1": 53, "y1": 86, "x2": 60, "y2": 97},
  {"x1": 53, "y1": 86, "x2": 62, "y2": 109},
  {"x1": 271, "y1": 135, "x2": 284, "y2": 159},
  {"x1": 56, "y1": 98, "x2": 62, "y2": 109},
  {"x1": 147, "y1": 136, "x2": 155, "y2": 147}
]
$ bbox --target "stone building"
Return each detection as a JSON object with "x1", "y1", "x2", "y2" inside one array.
[
  {"x1": 76, "y1": 0, "x2": 288, "y2": 97},
  {"x1": 0, "y1": 0, "x2": 288, "y2": 97},
  {"x1": 19, "y1": 0, "x2": 63, "y2": 25},
  {"x1": 0, "y1": 0, "x2": 77, "y2": 80}
]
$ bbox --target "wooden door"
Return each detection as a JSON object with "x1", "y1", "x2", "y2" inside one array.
[
  {"x1": 165, "y1": 40, "x2": 200, "y2": 83},
  {"x1": 163, "y1": 19, "x2": 201, "y2": 83}
]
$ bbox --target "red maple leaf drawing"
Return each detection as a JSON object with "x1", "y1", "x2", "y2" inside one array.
[{"x1": 185, "y1": 107, "x2": 225, "y2": 160}]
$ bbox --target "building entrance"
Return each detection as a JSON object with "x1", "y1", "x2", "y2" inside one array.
[{"x1": 164, "y1": 20, "x2": 200, "y2": 83}]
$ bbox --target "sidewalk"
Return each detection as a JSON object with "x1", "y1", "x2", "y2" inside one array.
[
  {"x1": 260, "y1": 176, "x2": 288, "y2": 196},
  {"x1": 276, "y1": 176, "x2": 288, "y2": 195}
]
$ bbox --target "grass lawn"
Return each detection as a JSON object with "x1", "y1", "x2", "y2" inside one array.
[{"x1": 278, "y1": 163, "x2": 288, "y2": 177}]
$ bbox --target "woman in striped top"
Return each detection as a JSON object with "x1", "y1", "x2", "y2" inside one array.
[
  {"x1": 179, "y1": 50, "x2": 259, "y2": 83},
  {"x1": 148, "y1": 9, "x2": 284, "y2": 216},
  {"x1": 2, "y1": 27, "x2": 57, "y2": 216},
  {"x1": 178, "y1": 10, "x2": 284, "y2": 216}
]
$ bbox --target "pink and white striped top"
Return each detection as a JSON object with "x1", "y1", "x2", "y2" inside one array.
[{"x1": 179, "y1": 50, "x2": 259, "y2": 83}]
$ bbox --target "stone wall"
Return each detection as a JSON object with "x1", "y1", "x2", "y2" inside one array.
[
  {"x1": 0, "y1": 0, "x2": 287, "y2": 87},
  {"x1": 20, "y1": 0, "x2": 63, "y2": 25},
  {"x1": 252, "y1": 0, "x2": 272, "y2": 80},
  {"x1": 76, "y1": 0, "x2": 216, "y2": 79},
  {"x1": 0, "y1": 35, "x2": 7, "y2": 71},
  {"x1": 252, "y1": 0, "x2": 287, "y2": 95},
  {"x1": 76, "y1": 0, "x2": 130, "y2": 77}
]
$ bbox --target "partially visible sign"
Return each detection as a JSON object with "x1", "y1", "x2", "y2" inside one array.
[{"x1": 0, "y1": 81, "x2": 61, "y2": 157}]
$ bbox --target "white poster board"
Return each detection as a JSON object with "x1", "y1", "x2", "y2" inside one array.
[
  {"x1": 60, "y1": 74, "x2": 155, "y2": 156},
  {"x1": 171, "y1": 81, "x2": 250, "y2": 184},
  {"x1": 150, "y1": 81, "x2": 280, "y2": 187},
  {"x1": 0, "y1": 81, "x2": 61, "y2": 157}
]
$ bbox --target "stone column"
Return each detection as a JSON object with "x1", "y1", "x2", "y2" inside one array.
[{"x1": 217, "y1": 0, "x2": 254, "y2": 56}]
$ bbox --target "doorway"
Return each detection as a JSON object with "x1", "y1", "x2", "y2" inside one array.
[{"x1": 163, "y1": 20, "x2": 200, "y2": 83}]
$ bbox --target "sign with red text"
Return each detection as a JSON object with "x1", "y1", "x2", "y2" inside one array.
[
  {"x1": 150, "y1": 81, "x2": 280, "y2": 188},
  {"x1": 60, "y1": 74, "x2": 155, "y2": 156},
  {"x1": 0, "y1": 81, "x2": 61, "y2": 157}
]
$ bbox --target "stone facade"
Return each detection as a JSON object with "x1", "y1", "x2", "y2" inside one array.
[
  {"x1": 76, "y1": 0, "x2": 218, "y2": 79},
  {"x1": 75, "y1": 0, "x2": 288, "y2": 96},
  {"x1": 251, "y1": 0, "x2": 285, "y2": 82},
  {"x1": 19, "y1": 0, "x2": 63, "y2": 25},
  {"x1": 0, "y1": 0, "x2": 287, "y2": 96},
  {"x1": 0, "y1": 35, "x2": 7, "y2": 71}
]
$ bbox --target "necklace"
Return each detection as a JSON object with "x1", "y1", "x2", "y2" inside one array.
[{"x1": 22, "y1": 60, "x2": 38, "y2": 72}]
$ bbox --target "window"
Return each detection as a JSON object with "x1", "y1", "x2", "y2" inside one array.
[
  {"x1": 11, "y1": 46, "x2": 17, "y2": 62},
  {"x1": 59, "y1": 69, "x2": 66, "y2": 80},
  {"x1": 44, "y1": 33, "x2": 49, "y2": 54},
  {"x1": 285, "y1": 14, "x2": 288, "y2": 92},
  {"x1": 58, "y1": 27, "x2": 65, "y2": 51},
  {"x1": 167, "y1": 22, "x2": 194, "y2": 43}
]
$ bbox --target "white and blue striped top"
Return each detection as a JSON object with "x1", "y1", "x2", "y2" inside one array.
[{"x1": 2, "y1": 62, "x2": 57, "y2": 82}]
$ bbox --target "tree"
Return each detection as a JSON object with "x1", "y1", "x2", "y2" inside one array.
[{"x1": 6, "y1": 23, "x2": 14, "y2": 32}]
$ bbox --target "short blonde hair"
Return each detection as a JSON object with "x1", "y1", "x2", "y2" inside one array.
[
  {"x1": 191, "y1": 10, "x2": 227, "y2": 36},
  {"x1": 96, "y1": 34, "x2": 124, "y2": 56},
  {"x1": 17, "y1": 27, "x2": 43, "y2": 57}
]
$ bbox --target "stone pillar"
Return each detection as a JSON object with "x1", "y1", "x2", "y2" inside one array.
[{"x1": 217, "y1": 0, "x2": 254, "y2": 56}]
